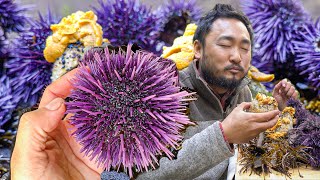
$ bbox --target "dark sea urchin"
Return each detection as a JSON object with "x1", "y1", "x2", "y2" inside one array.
[
  {"x1": 66, "y1": 45, "x2": 195, "y2": 177},
  {"x1": 154, "y1": 0, "x2": 202, "y2": 53}
]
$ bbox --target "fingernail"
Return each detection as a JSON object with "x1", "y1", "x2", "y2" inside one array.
[{"x1": 45, "y1": 98, "x2": 64, "y2": 110}]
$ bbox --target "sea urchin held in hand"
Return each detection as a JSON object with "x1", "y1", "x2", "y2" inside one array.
[{"x1": 66, "y1": 45, "x2": 195, "y2": 177}]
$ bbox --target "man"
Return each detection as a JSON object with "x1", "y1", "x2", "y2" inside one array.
[{"x1": 11, "y1": 4, "x2": 297, "y2": 180}]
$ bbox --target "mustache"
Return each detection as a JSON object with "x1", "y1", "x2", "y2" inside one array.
[{"x1": 224, "y1": 64, "x2": 244, "y2": 72}]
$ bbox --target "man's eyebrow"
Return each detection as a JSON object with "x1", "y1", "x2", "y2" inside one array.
[
  {"x1": 217, "y1": 35, "x2": 251, "y2": 45},
  {"x1": 241, "y1": 39, "x2": 251, "y2": 45},
  {"x1": 217, "y1": 35, "x2": 234, "y2": 42}
]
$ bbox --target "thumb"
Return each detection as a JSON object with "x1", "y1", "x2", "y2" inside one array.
[
  {"x1": 20, "y1": 98, "x2": 66, "y2": 133},
  {"x1": 11, "y1": 98, "x2": 66, "y2": 178}
]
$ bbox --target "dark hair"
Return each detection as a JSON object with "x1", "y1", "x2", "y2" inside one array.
[{"x1": 193, "y1": 4, "x2": 254, "y2": 51}]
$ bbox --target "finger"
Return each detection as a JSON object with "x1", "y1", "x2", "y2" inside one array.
[
  {"x1": 282, "y1": 80, "x2": 291, "y2": 95},
  {"x1": 39, "y1": 68, "x2": 79, "y2": 108},
  {"x1": 258, "y1": 114, "x2": 279, "y2": 131},
  {"x1": 281, "y1": 79, "x2": 288, "y2": 88},
  {"x1": 21, "y1": 98, "x2": 66, "y2": 133},
  {"x1": 292, "y1": 90, "x2": 299, "y2": 99},
  {"x1": 286, "y1": 86, "x2": 296, "y2": 98},
  {"x1": 236, "y1": 102, "x2": 252, "y2": 110},
  {"x1": 16, "y1": 98, "x2": 65, "y2": 152},
  {"x1": 251, "y1": 110, "x2": 280, "y2": 123},
  {"x1": 273, "y1": 80, "x2": 283, "y2": 94}
]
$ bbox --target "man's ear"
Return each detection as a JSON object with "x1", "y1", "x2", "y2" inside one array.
[{"x1": 194, "y1": 40, "x2": 202, "y2": 60}]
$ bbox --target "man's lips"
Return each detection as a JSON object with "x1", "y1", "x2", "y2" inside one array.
[
  {"x1": 228, "y1": 68, "x2": 241, "y2": 73},
  {"x1": 225, "y1": 65, "x2": 244, "y2": 73}
]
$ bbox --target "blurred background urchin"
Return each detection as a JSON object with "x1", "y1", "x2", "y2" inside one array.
[
  {"x1": 66, "y1": 45, "x2": 195, "y2": 177},
  {"x1": 92, "y1": 0, "x2": 161, "y2": 53},
  {"x1": 0, "y1": 0, "x2": 30, "y2": 72},
  {"x1": 154, "y1": 0, "x2": 202, "y2": 54},
  {"x1": 293, "y1": 17, "x2": 320, "y2": 95},
  {"x1": 0, "y1": 75, "x2": 16, "y2": 132},
  {"x1": 241, "y1": 0, "x2": 318, "y2": 96},
  {"x1": 5, "y1": 11, "x2": 59, "y2": 108},
  {"x1": 0, "y1": 0, "x2": 31, "y2": 176},
  {"x1": 242, "y1": 0, "x2": 310, "y2": 64}
]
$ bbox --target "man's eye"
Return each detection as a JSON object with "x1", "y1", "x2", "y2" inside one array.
[
  {"x1": 219, "y1": 44, "x2": 230, "y2": 47},
  {"x1": 241, "y1": 47, "x2": 249, "y2": 51}
]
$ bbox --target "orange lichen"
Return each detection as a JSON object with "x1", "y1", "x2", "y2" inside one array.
[
  {"x1": 250, "y1": 93, "x2": 278, "y2": 113},
  {"x1": 267, "y1": 107, "x2": 296, "y2": 139}
]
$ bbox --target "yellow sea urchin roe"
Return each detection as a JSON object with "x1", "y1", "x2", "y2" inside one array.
[
  {"x1": 43, "y1": 11, "x2": 103, "y2": 63},
  {"x1": 161, "y1": 24, "x2": 196, "y2": 70},
  {"x1": 247, "y1": 66, "x2": 275, "y2": 82},
  {"x1": 183, "y1": 23, "x2": 197, "y2": 36}
]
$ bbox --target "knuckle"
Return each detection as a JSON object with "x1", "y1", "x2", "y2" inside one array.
[{"x1": 20, "y1": 111, "x2": 35, "y2": 125}]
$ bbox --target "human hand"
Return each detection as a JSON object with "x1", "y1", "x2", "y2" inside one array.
[
  {"x1": 11, "y1": 69, "x2": 103, "y2": 180},
  {"x1": 272, "y1": 79, "x2": 298, "y2": 111},
  {"x1": 221, "y1": 102, "x2": 280, "y2": 144}
]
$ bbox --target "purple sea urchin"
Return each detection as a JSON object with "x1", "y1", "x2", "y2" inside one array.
[
  {"x1": 66, "y1": 45, "x2": 195, "y2": 177},
  {"x1": 293, "y1": 18, "x2": 320, "y2": 94},
  {"x1": 92, "y1": 0, "x2": 160, "y2": 52},
  {"x1": 0, "y1": 0, "x2": 30, "y2": 33},
  {"x1": 0, "y1": 74, "x2": 16, "y2": 131},
  {"x1": 5, "y1": 11, "x2": 58, "y2": 107},
  {"x1": 155, "y1": 0, "x2": 202, "y2": 53},
  {"x1": 287, "y1": 98, "x2": 320, "y2": 168},
  {"x1": 0, "y1": 33, "x2": 9, "y2": 70},
  {"x1": 0, "y1": 0, "x2": 30, "y2": 69},
  {"x1": 242, "y1": 0, "x2": 310, "y2": 63}
]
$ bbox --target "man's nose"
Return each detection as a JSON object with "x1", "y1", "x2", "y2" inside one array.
[{"x1": 230, "y1": 47, "x2": 241, "y2": 64}]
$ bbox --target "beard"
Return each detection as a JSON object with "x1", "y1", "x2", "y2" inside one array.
[{"x1": 201, "y1": 62, "x2": 247, "y2": 90}]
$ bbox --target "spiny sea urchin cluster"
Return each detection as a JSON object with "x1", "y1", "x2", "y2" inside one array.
[
  {"x1": 242, "y1": 0, "x2": 310, "y2": 63},
  {"x1": 0, "y1": 0, "x2": 30, "y2": 33},
  {"x1": 66, "y1": 45, "x2": 195, "y2": 177},
  {"x1": 5, "y1": 11, "x2": 58, "y2": 107},
  {"x1": 287, "y1": 98, "x2": 320, "y2": 168},
  {"x1": 93, "y1": 0, "x2": 160, "y2": 52},
  {"x1": 0, "y1": 0, "x2": 30, "y2": 70},
  {"x1": 239, "y1": 94, "x2": 311, "y2": 178},
  {"x1": 293, "y1": 18, "x2": 320, "y2": 94},
  {"x1": 0, "y1": 75, "x2": 16, "y2": 131}
]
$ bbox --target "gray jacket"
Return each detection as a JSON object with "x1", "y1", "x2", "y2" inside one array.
[{"x1": 137, "y1": 61, "x2": 252, "y2": 180}]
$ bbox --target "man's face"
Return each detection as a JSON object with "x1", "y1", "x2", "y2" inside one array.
[{"x1": 194, "y1": 18, "x2": 251, "y2": 90}]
